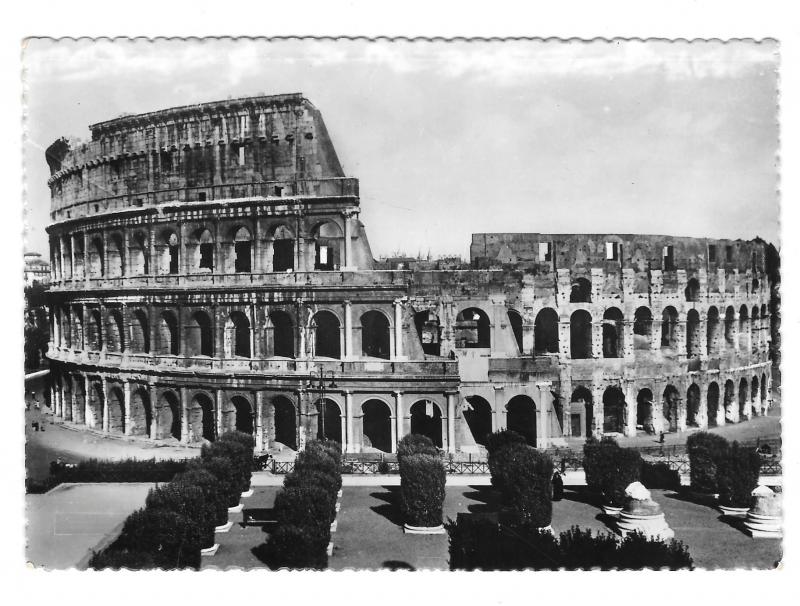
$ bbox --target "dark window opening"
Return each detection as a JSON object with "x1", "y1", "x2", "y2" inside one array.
[
  {"x1": 198, "y1": 192, "x2": 207, "y2": 202},
  {"x1": 534, "y1": 308, "x2": 559, "y2": 354},
  {"x1": 160, "y1": 150, "x2": 172, "y2": 172},
  {"x1": 663, "y1": 245, "x2": 675, "y2": 271},
  {"x1": 199, "y1": 243, "x2": 214, "y2": 271},
  {"x1": 569, "y1": 278, "x2": 592, "y2": 303},
  {"x1": 273, "y1": 239, "x2": 294, "y2": 271},
  {"x1": 234, "y1": 241, "x2": 251, "y2": 273},
  {"x1": 708, "y1": 244, "x2": 717, "y2": 262},
  {"x1": 168, "y1": 245, "x2": 179, "y2": 274},
  {"x1": 415, "y1": 311, "x2": 441, "y2": 356},
  {"x1": 361, "y1": 311, "x2": 391, "y2": 359},
  {"x1": 270, "y1": 312, "x2": 294, "y2": 358},
  {"x1": 507, "y1": 310, "x2": 523, "y2": 354},
  {"x1": 726, "y1": 245, "x2": 733, "y2": 262}
]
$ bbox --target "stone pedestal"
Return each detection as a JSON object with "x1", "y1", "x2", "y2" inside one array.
[
  {"x1": 744, "y1": 485, "x2": 782, "y2": 538},
  {"x1": 616, "y1": 482, "x2": 674, "y2": 541}
]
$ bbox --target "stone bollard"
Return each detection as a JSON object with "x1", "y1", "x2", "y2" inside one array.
[
  {"x1": 744, "y1": 485, "x2": 782, "y2": 538},
  {"x1": 616, "y1": 482, "x2": 674, "y2": 541}
]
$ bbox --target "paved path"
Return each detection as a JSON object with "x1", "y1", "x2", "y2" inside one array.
[{"x1": 26, "y1": 482, "x2": 155, "y2": 569}]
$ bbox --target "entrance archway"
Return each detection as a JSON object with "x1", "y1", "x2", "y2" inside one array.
[
  {"x1": 269, "y1": 311, "x2": 295, "y2": 358},
  {"x1": 187, "y1": 310, "x2": 213, "y2": 357},
  {"x1": 315, "y1": 398, "x2": 342, "y2": 443},
  {"x1": 723, "y1": 379, "x2": 735, "y2": 424},
  {"x1": 686, "y1": 384, "x2": 700, "y2": 427},
  {"x1": 232, "y1": 396, "x2": 253, "y2": 434},
  {"x1": 107, "y1": 387, "x2": 125, "y2": 434},
  {"x1": 311, "y1": 311, "x2": 341, "y2": 359},
  {"x1": 130, "y1": 388, "x2": 152, "y2": 437},
  {"x1": 455, "y1": 308, "x2": 491, "y2": 349},
  {"x1": 707, "y1": 382, "x2": 720, "y2": 427},
  {"x1": 506, "y1": 395, "x2": 537, "y2": 446},
  {"x1": 602, "y1": 386, "x2": 625, "y2": 433},
  {"x1": 661, "y1": 307, "x2": 678, "y2": 349},
  {"x1": 410, "y1": 400, "x2": 443, "y2": 448},
  {"x1": 414, "y1": 311, "x2": 441, "y2": 356},
  {"x1": 570, "y1": 310, "x2": 592, "y2": 359},
  {"x1": 571, "y1": 386, "x2": 593, "y2": 437},
  {"x1": 189, "y1": 393, "x2": 215, "y2": 443},
  {"x1": 362, "y1": 399, "x2": 392, "y2": 452},
  {"x1": 272, "y1": 396, "x2": 297, "y2": 450},
  {"x1": 637, "y1": 388, "x2": 654, "y2": 432},
  {"x1": 463, "y1": 395, "x2": 493, "y2": 446},
  {"x1": 226, "y1": 311, "x2": 251, "y2": 358},
  {"x1": 602, "y1": 308, "x2": 623, "y2": 358},
  {"x1": 534, "y1": 308, "x2": 559, "y2": 354},
  {"x1": 662, "y1": 385, "x2": 679, "y2": 432},
  {"x1": 361, "y1": 310, "x2": 391, "y2": 359},
  {"x1": 157, "y1": 391, "x2": 181, "y2": 440},
  {"x1": 738, "y1": 378, "x2": 748, "y2": 421}
]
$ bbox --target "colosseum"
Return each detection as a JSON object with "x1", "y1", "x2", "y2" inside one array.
[{"x1": 43, "y1": 93, "x2": 775, "y2": 455}]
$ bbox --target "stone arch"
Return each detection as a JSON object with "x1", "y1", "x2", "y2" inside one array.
[
  {"x1": 271, "y1": 395, "x2": 296, "y2": 449},
  {"x1": 314, "y1": 397, "x2": 343, "y2": 443},
  {"x1": 506, "y1": 394, "x2": 537, "y2": 446},
  {"x1": 602, "y1": 386, "x2": 625, "y2": 433},
  {"x1": 362, "y1": 399, "x2": 392, "y2": 453},
  {"x1": 724, "y1": 306, "x2": 736, "y2": 349},
  {"x1": 189, "y1": 392, "x2": 215, "y2": 443},
  {"x1": 107, "y1": 386, "x2": 125, "y2": 434},
  {"x1": 106, "y1": 309, "x2": 125, "y2": 353},
  {"x1": 534, "y1": 307, "x2": 559, "y2": 354},
  {"x1": 761, "y1": 372, "x2": 768, "y2": 410},
  {"x1": 89, "y1": 382, "x2": 104, "y2": 429},
  {"x1": 311, "y1": 310, "x2": 341, "y2": 359},
  {"x1": 156, "y1": 229, "x2": 179, "y2": 275},
  {"x1": 637, "y1": 388, "x2": 654, "y2": 432},
  {"x1": 738, "y1": 377, "x2": 749, "y2": 421},
  {"x1": 414, "y1": 310, "x2": 441, "y2": 356},
  {"x1": 232, "y1": 226, "x2": 253, "y2": 273},
  {"x1": 190, "y1": 227, "x2": 215, "y2": 273},
  {"x1": 130, "y1": 309, "x2": 149, "y2": 353},
  {"x1": 312, "y1": 220, "x2": 343, "y2": 270},
  {"x1": 409, "y1": 399, "x2": 443, "y2": 448},
  {"x1": 738, "y1": 305, "x2": 750, "y2": 350},
  {"x1": 86, "y1": 309, "x2": 103, "y2": 350},
  {"x1": 723, "y1": 379, "x2": 735, "y2": 424},
  {"x1": 751, "y1": 306, "x2": 760, "y2": 353},
  {"x1": 156, "y1": 310, "x2": 179, "y2": 355},
  {"x1": 455, "y1": 307, "x2": 491, "y2": 349},
  {"x1": 570, "y1": 277, "x2": 592, "y2": 303},
  {"x1": 463, "y1": 395, "x2": 493, "y2": 447},
  {"x1": 706, "y1": 306, "x2": 721, "y2": 355},
  {"x1": 572, "y1": 386, "x2": 593, "y2": 437},
  {"x1": 270, "y1": 223, "x2": 295, "y2": 272},
  {"x1": 707, "y1": 382, "x2": 720, "y2": 428},
  {"x1": 507, "y1": 309, "x2": 523, "y2": 354},
  {"x1": 661, "y1": 306, "x2": 678, "y2": 349},
  {"x1": 570, "y1": 310, "x2": 592, "y2": 359},
  {"x1": 267, "y1": 310, "x2": 295, "y2": 358},
  {"x1": 107, "y1": 233, "x2": 124, "y2": 278},
  {"x1": 129, "y1": 231, "x2": 149, "y2": 275},
  {"x1": 662, "y1": 385, "x2": 680, "y2": 433},
  {"x1": 130, "y1": 387, "x2": 152, "y2": 437},
  {"x1": 230, "y1": 395, "x2": 253, "y2": 434},
  {"x1": 225, "y1": 311, "x2": 251, "y2": 358},
  {"x1": 751, "y1": 376, "x2": 760, "y2": 416},
  {"x1": 686, "y1": 309, "x2": 702, "y2": 358},
  {"x1": 361, "y1": 310, "x2": 391, "y2": 359},
  {"x1": 686, "y1": 383, "x2": 700, "y2": 427},
  {"x1": 602, "y1": 307, "x2": 624, "y2": 358},
  {"x1": 633, "y1": 306, "x2": 653, "y2": 349},
  {"x1": 186, "y1": 310, "x2": 214, "y2": 357},
  {"x1": 87, "y1": 236, "x2": 104, "y2": 277},
  {"x1": 73, "y1": 380, "x2": 86, "y2": 425},
  {"x1": 685, "y1": 277, "x2": 701, "y2": 302}
]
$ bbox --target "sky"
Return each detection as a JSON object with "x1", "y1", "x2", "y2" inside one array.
[{"x1": 22, "y1": 38, "x2": 780, "y2": 259}]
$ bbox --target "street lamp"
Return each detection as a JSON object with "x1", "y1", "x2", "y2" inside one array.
[{"x1": 309, "y1": 369, "x2": 337, "y2": 440}]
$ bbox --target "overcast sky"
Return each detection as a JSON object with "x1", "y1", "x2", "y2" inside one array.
[{"x1": 22, "y1": 38, "x2": 779, "y2": 258}]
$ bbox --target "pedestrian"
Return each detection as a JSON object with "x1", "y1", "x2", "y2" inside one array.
[
  {"x1": 551, "y1": 470, "x2": 564, "y2": 501},
  {"x1": 659, "y1": 431, "x2": 665, "y2": 444}
]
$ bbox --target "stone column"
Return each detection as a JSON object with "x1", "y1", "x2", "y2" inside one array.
[
  {"x1": 101, "y1": 230, "x2": 109, "y2": 278},
  {"x1": 675, "y1": 319, "x2": 687, "y2": 358},
  {"x1": 149, "y1": 383, "x2": 158, "y2": 440},
  {"x1": 624, "y1": 379, "x2": 637, "y2": 436},
  {"x1": 344, "y1": 391, "x2": 354, "y2": 453},
  {"x1": 394, "y1": 391, "x2": 404, "y2": 442},
  {"x1": 123, "y1": 380, "x2": 132, "y2": 435},
  {"x1": 253, "y1": 221, "x2": 262, "y2": 274},
  {"x1": 591, "y1": 321, "x2": 603, "y2": 359},
  {"x1": 255, "y1": 391, "x2": 265, "y2": 452},
  {"x1": 394, "y1": 299, "x2": 404, "y2": 359},
  {"x1": 83, "y1": 232, "x2": 90, "y2": 285},
  {"x1": 493, "y1": 385, "x2": 506, "y2": 431},
  {"x1": 343, "y1": 300, "x2": 353, "y2": 359},
  {"x1": 70, "y1": 234, "x2": 77, "y2": 281},
  {"x1": 697, "y1": 378, "x2": 708, "y2": 429},
  {"x1": 122, "y1": 229, "x2": 130, "y2": 277},
  {"x1": 535, "y1": 382, "x2": 551, "y2": 449},
  {"x1": 591, "y1": 383, "x2": 604, "y2": 437},
  {"x1": 101, "y1": 376, "x2": 109, "y2": 433},
  {"x1": 390, "y1": 397, "x2": 398, "y2": 454},
  {"x1": 148, "y1": 226, "x2": 156, "y2": 276},
  {"x1": 622, "y1": 320, "x2": 635, "y2": 359},
  {"x1": 180, "y1": 387, "x2": 189, "y2": 444},
  {"x1": 298, "y1": 308, "x2": 307, "y2": 359},
  {"x1": 446, "y1": 392, "x2": 457, "y2": 453},
  {"x1": 296, "y1": 390, "x2": 307, "y2": 451},
  {"x1": 84, "y1": 375, "x2": 91, "y2": 428},
  {"x1": 264, "y1": 238, "x2": 274, "y2": 272},
  {"x1": 343, "y1": 212, "x2": 353, "y2": 270},
  {"x1": 215, "y1": 389, "x2": 223, "y2": 438}
]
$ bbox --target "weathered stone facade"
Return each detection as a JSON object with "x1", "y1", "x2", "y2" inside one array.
[{"x1": 45, "y1": 94, "x2": 773, "y2": 453}]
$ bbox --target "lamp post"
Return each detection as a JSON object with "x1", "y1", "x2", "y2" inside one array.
[{"x1": 310, "y1": 368, "x2": 337, "y2": 440}]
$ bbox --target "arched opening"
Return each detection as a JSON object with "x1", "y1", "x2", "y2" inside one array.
[
  {"x1": 570, "y1": 310, "x2": 592, "y2": 359},
  {"x1": 232, "y1": 396, "x2": 253, "y2": 434},
  {"x1": 571, "y1": 386, "x2": 593, "y2": 437},
  {"x1": 506, "y1": 395, "x2": 537, "y2": 446},
  {"x1": 271, "y1": 225, "x2": 295, "y2": 272},
  {"x1": 87, "y1": 309, "x2": 103, "y2": 350},
  {"x1": 90, "y1": 383, "x2": 104, "y2": 430},
  {"x1": 187, "y1": 310, "x2": 213, "y2": 357},
  {"x1": 108, "y1": 387, "x2": 125, "y2": 434},
  {"x1": 707, "y1": 306, "x2": 721, "y2": 356},
  {"x1": 362, "y1": 399, "x2": 392, "y2": 452},
  {"x1": 313, "y1": 221, "x2": 343, "y2": 270},
  {"x1": 661, "y1": 307, "x2": 678, "y2": 349},
  {"x1": 602, "y1": 308, "x2": 624, "y2": 358},
  {"x1": 463, "y1": 396, "x2": 493, "y2": 447},
  {"x1": 60, "y1": 307, "x2": 72, "y2": 348},
  {"x1": 193, "y1": 228, "x2": 214, "y2": 273},
  {"x1": 130, "y1": 388, "x2": 152, "y2": 437},
  {"x1": 707, "y1": 382, "x2": 720, "y2": 428},
  {"x1": 409, "y1": 400, "x2": 442, "y2": 448},
  {"x1": 156, "y1": 230, "x2": 179, "y2": 275},
  {"x1": 107, "y1": 233, "x2": 124, "y2": 278},
  {"x1": 189, "y1": 393, "x2": 215, "y2": 443},
  {"x1": 106, "y1": 310, "x2": 125, "y2": 353},
  {"x1": 685, "y1": 277, "x2": 700, "y2": 302},
  {"x1": 662, "y1": 385, "x2": 679, "y2": 433},
  {"x1": 751, "y1": 377, "x2": 760, "y2": 417},
  {"x1": 751, "y1": 306, "x2": 760, "y2": 354},
  {"x1": 61, "y1": 379, "x2": 73, "y2": 421},
  {"x1": 455, "y1": 307, "x2": 491, "y2": 349},
  {"x1": 570, "y1": 277, "x2": 592, "y2": 303},
  {"x1": 311, "y1": 311, "x2": 341, "y2": 359},
  {"x1": 129, "y1": 231, "x2": 148, "y2": 275},
  {"x1": 157, "y1": 311, "x2": 179, "y2": 355},
  {"x1": 72, "y1": 237, "x2": 85, "y2": 279},
  {"x1": 315, "y1": 398, "x2": 342, "y2": 443},
  {"x1": 226, "y1": 311, "x2": 251, "y2": 358},
  {"x1": 88, "y1": 237, "x2": 104, "y2": 277},
  {"x1": 636, "y1": 388, "x2": 654, "y2": 432},
  {"x1": 130, "y1": 310, "x2": 149, "y2": 353},
  {"x1": 272, "y1": 396, "x2": 297, "y2": 450},
  {"x1": 723, "y1": 379, "x2": 735, "y2": 424},
  {"x1": 602, "y1": 386, "x2": 625, "y2": 433},
  {"x1": 507, "y1": 309, "x2": 523, "y2": 354},
  {"x1": 361, "y1": 310, "x2": 391, "y2": 359},
  {"x1": 761, "y1": 373, "x2": 768, "y2": 410},
  {"x1": 73, "y1": 381, "x2": 86, "y2": 425},
  {"x1": 71, "y1": 307, "x2": 84, "y2": 350},
  {"x1": 724, "y1": 306, "x2": 736, "y2": 349},
  {"x1": 633, "y1": 306, "x2": 653, "y2": 350},
  {"x1": 738, "y1": 305, "x2": 750, "y2": 350},
  {"x1": 268, "y1": 311, "x2": 295, "y2": 358},
  {"x1": 534, "y1": 308, "x2": 559, "y2": 354},
  {"x1": 686, "y1": 384, "x2": 700, "y2": 427},
  {"x1": 232, "y1": 226, "x2": 252, "y2": 273},
  {"x1": 414, "y1": 310, "x2": 441, "y2": 356},
  {"x1": 738, "y1": 378, "x2": 748, "y2": 421},
  {"x1": 686, "y1": 309, "x2": 702, "y2": 358}
]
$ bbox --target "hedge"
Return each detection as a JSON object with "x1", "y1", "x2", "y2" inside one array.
[
  {"x1": 191, "y1": 456, "x2": 241, "y2": 507},
  {"x1": 397, "y1": 433, "x2": 439, "y2": 460},
  {"x1": 486, "y1": 430, "x2": 527, "y2": 493},
  {"x1": 399, "y1": 453, "x2": 446, "y2": 528},
  {"x1": 145, "y1": 482, "x2": 215, "y2": 549},
  {"x1": 716, "y1": 442, "x2": 762, "y2": 508},
  {"x1": 641, "y1": 461, "x2": 681, "y2": 491},
  {"x1": 46, "y1": 458, "x2": 188, "y2": 485},
  {"x1": 446, "y1": 517, "x2": 694, "y2": 570},
  {"x1": 583, "y1": 437, "x2": 642, "y2": 507},
  {"x1": 294, "y1": 447, "x2": 342, "y2": 492},
  {"x1": 283, "y1": 469, "x2": 339, "y2": 517},
  {"x1": 262, "y1": 524, "x2": 328, "y2": 570},
  {"x1": 201, "y1": 439, "x2": 251, "y2": 493},
  {"x1": 494, "y1": 443, "x2": 553, "y2": 527},
  {"x1": 687, "y1": 432, "x2": 730, "y2": 494},
  {"x1": 174, "y1": 467, "x2": 229, "y2": 527}
]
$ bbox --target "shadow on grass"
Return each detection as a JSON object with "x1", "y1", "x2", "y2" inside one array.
[
  {"x1": 383, "y1": 560, "x2": 416, "y2": 571},
  {"x1": 370, "y1": 486, "x2": 404, "y2": 527},
  {"x1": 562, "y1": 487, "x2": 601, "y2": 508},
  {"x1": 717, "y1": 513, "x2": 752, "y2": 537},
  {"x1": 251, "y1": 542, "x2": 279, "y2": 569},
  {"x1": 595, "y1": 512, "x2": 620, "y2": 534},
  {"x1": 241, "y1": 507, "x2": 276, "y2": 529},
  {"x1": 662, "y1": 490, "x2": 717, "y2": 509},
  {"x1": 463, "y1": 485, "x2": 502, "y2": 514}
]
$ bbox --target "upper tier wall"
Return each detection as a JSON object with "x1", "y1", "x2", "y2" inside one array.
[{"x1": 45, "y1": 94, "x2": 346, "y2": 217}]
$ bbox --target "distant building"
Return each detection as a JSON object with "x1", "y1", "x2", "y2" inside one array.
[{"x1": 24, "y1": 252, "x2": 50, "y2": 287}]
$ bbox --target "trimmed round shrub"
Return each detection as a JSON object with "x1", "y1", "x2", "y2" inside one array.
[
  {"x1": 201, "y1": 440, "x2": 251, "y2": 493},
  {"x1": 174, "y1": 467, "x2": 229, "y2": 527},
  {"x1": 308, "y1": 438, "x2": 343, "y2": 468},
  {"x1": 88, "y1": 547, "x2": 157, "y2": 570},
  {"x1": 145, "y1": 482, "x2": 215, "y2": 548},
  {"x1": 294, "y1": 448, "x2": 342, "y2": 491},
  {"x1": 397, "y1": 433, "x2": 439, "y2": 460},
  {"x1": 192, "y1": 456, "x2": 240, "y2": 507},
  {"x1": 112, "y1": 507, "x2": 202, "y2": 570},
  {"x1": 583, "y1": 437, "x2": 641, "y2": 507},
  {"x1": 495, "y1": 443, "x2": 553, "y2": 527},
  {"x1": 283, "y1": 469, "x2": 339, "y2": 517},
  {"x1": 641, "y1": 461, "x2": 681, "y2": 491},
  {"x1": 716, "y1": 442, "x2": 762, "y2": 508},
  {"x1": 486, "y1": 429, "x2": 527, "y2": 493},
  {"x1": 399, "y1": 453, "x2": 446, "y2": 527},
  {"x1": 273, "y1": 484, "x2": 334, "y2": 538},
  {"x1": 263, "y1": 524, "x2": 328, "y2": 570},
  {"x1": 687, "y1": 432, "x2": 729, "y2": 494}
]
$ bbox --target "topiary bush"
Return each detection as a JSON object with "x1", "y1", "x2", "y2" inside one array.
[
  {"x1": 201, "y1": 439, "x2": 251, "y2": 493},
  {"x1": 294, "y1": 447, "x2": 342, "y2": 492},
  {"x1": 309, "y1": 438, "x2": 343, "y2": 468},
  {"x1": 273, "y1": 484, "x2": 335, "y2": 539},
  {"x1": 397, "y1": 433, "x2": 439, "y2": 460},
  {"x1": 262, "y1": 524, "x2": 328, "y2": 570},
  {"x1": 583, "y1": 437, "x2": 641, "y2": 507},
  {"x1": 641, "y1": 461, "x2": 681, "y2": 491},
  {"x1": 399, "y1": 453, "x2": 446, "y2": 528},
  {"x1": 687, "y1": 432, "x2": 730, "y2": 494},
  {"x1": 193, "y1": 456, "x2": 240, "y2": 507},
  {"x1": 219, "y1": 430, "x2": 256, "y2": 476},
  {"x1": 716, "y1": 442, "x2": 762, "y2": 508},
  {"x1": 494, "y1": 443, "x2": 553, "y2": 527},
  {"x1": 283, "y1": 469, "x2": 339, "y2": 517},
  {"x1": 174, "y1": 467, "x2": 229, "y2": 527},
  {"x1": 145, "y1": 482, "x2": 215, "y2": 549},
  {"x1": 486, "y1": 429, "x2": 527, "y2": 493}
]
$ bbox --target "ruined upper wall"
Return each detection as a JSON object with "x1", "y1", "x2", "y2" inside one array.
[
  {"x1": 46, "y1": 93, "x2": 350, "y2": 219},
  {"x1": 470, "y1": 233, "x2": 768, "y2": 276}
]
